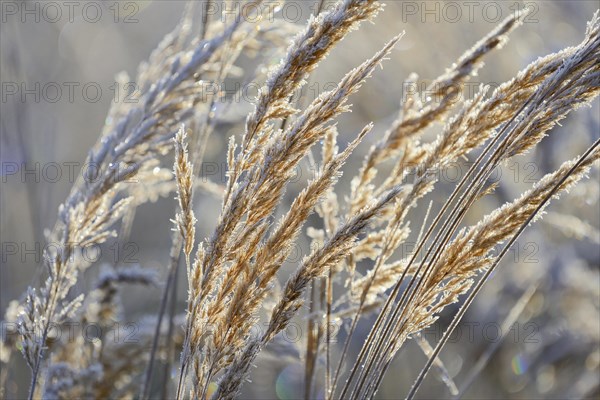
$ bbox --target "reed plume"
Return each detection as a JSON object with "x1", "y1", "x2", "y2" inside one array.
[{"x1": 3, "y1": 2, "x2": 599, "y2": 399}]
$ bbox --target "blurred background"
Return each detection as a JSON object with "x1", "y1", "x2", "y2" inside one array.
[{"x1": 1, "y1": 1, "x2": 599, "y2": 398}]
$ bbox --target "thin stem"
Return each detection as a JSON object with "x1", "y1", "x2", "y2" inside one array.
[
  {"x1": 200, "y1": 0, "x2": 213, "y2": 42},
  {"x1": 141, "y1": 234, "x2": 183, "y2": 400},
  {"x1": 304, "y1": 283, "x2": 318, "y2": 400},
  {"x1": 456, "y1": 282, "x2": 539, "y2": 399},
  {"x1": 27, "y1": 324, "x2": 48, "y2": 400},
  {"x1": 325, "y1": 266, "x2": 333, "y2": 397},
  {"x1": 162, "y1": 252, "x2": 181, "y2": 399},
  {"x1": 176, "y1": 356, "x2": 189, "y2": 400}
]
